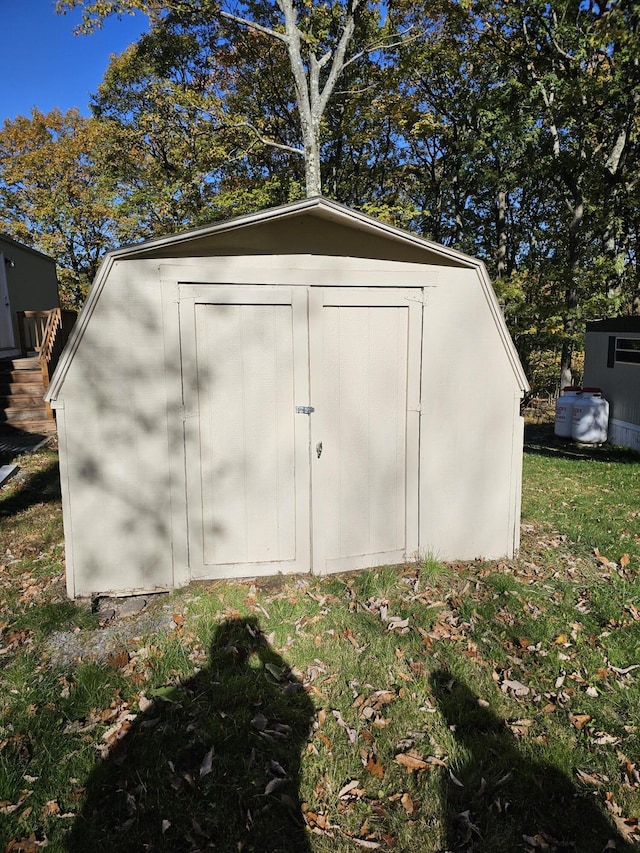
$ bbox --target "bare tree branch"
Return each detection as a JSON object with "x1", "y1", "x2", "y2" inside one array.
[
  {"x1": 219, "y1": 9, "x2": 287, "y2": 44},
  {"x1": 227, "y1": 120, "x2": 304, "y2": 157}
]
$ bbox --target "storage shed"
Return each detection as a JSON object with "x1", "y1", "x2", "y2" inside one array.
[
  {"x1": 46, "y1": 198, "x2": 529, "y2": 598},
  {"x1": 584, "y1": 317, "x2": 640, "y2": 453}
]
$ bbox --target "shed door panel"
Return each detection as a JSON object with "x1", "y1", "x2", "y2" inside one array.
[
  {"x1": 181, "y1": 288, "x2": 310, "y2": 578},
  {"x1": 310, "y1": 288, "x2": 422, "y2": 574}
]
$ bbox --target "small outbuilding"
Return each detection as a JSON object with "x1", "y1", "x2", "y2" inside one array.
[
  {"x1": 584, "y1": 317, "x2": 640, "y2": 453},
  {"x1": 46, "y1": 198, "x2": 529, "y2": 598},
  {"x1": 0, "y1": 234, "x2": 60, "y2": 357}
]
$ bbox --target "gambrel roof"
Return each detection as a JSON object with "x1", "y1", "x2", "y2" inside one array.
[{"x1": 46, "y1": 196, "x2": 529, "y2": 399}]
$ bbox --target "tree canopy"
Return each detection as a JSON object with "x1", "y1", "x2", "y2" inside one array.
[
  {"x1": 0, "y1": 108, "x2": 123, "y2": 306},
  {"x1": 0, "y1": 0, "x2": 637, "y2": 388}
]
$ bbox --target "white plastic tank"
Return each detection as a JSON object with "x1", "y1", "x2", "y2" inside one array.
[
  {"x1": 571, "y1": 387, "x2": 609, "y2": 444},
  {"x1": 554, "y1": 386, "x2": 582, "y2": 438}
]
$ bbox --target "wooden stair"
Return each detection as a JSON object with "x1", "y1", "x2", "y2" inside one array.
[{"x1": 0, "y1": 356, "x2": 56, "y2": 435}]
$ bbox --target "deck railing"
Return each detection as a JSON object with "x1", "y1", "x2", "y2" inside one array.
[
  {"x1": 17, "y1": 309, "x2": 77, "y2": 418},
  {"x1": 17, "y1": 310, "x2": 51, "y2": 355}
]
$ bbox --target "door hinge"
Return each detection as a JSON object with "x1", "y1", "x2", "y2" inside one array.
[{"x1": 296, "y1": 405, "x2": 315, "y2": 415}]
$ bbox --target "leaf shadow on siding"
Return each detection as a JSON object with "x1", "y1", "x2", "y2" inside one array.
[
  {"x1": 67, "y1": 617, "x2": 314, "y2": 853},
  {"x1": 430, "y1": 669, "x2": 635, "y2": 853}
]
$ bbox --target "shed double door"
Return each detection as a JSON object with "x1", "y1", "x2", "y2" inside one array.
[{"x1": 180, "y1": 285, "x2": 422, "y2": 579}]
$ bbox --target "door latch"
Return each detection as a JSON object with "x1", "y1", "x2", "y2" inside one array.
[
  {"x1": 295, "y1": 405, "x2": 315, "y2": 415},
  {"x1": 316, "y1": 442, "x2": 323, "y2": 459}
]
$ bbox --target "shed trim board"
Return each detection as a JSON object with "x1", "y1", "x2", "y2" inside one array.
[{"x1": 45, "y1": 199, "x2": 528, "y2": 597}]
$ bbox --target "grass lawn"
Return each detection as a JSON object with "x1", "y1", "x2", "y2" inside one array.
[{"x1": 1, "y1": 425, "x2": 639, "y2": 852}]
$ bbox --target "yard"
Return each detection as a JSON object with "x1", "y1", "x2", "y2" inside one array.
[{"x1": 1, "y1": 425, "x2": 639, "y2": 852}]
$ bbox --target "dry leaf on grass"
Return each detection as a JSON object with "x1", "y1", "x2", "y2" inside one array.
[
  {"x1": 395, "y1": 751, "x2": 429, "y2": 772},
  {"x1": 362, "y1": 750, "x2": 384, "y2": 779},
  {"x1": 400, "y1": 792, "x2": 418, "y2": 816},
  {"x1": 568, "y1": 713, "x2": 592, "y2": 731},
  {"x1": 332, "y1": 709, "x2": 357, "y2": 744},
  {"x1": 199, "y1": 745, "x2": 215, "y2": 779},
  {"x1": 605, "y1": 793, "x2": 640, "y2": 842},
  {"x1": 4, "y1": 834, "x2": 48, "y2": 852},
  {"x1": 575, "y1": 768, "x2": 604, "y2": 787},
  {"x1": 338, "y1": 779, "x2": 363, "y2": 799}
]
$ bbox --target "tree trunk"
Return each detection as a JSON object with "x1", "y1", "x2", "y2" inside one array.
[
  {"x1": 560, "y1": 188, "x2": 583, "y2": 389},
  {"x1": 496, "y1": 189, "x2": 508, "y2": 279}
]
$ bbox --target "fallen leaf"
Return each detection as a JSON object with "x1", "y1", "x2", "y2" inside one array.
[
  {"x1": 605, "y1": 793, "x2": 640, "y2": 841},
  {"x1": 569, "y1": 713, "x2": 592, "y2": 731},
  {"x1": 576, "y1": 768, "x2": 603, "y2": 787},
  {"x1": 40, "y1": 799, "x2": 60, "y2": 817},
  {"x1": 199, "y1": 746, "x2": 215, "y2": 778},
  {"x1": 400, "y1": 792, "x2": 418, "y2": 815},
  {"x1": 501, "y1": 678, "x2": 530, "y2": 697},
  {"x1": 332, "y1": 710, "x2": 357, "y2": 744},
  {"x1": 395, "y1": 751, "x2": 429, "y2": 772},
  {"x1": 251, "y1": 713, "x2": 268, "y2": 731},
  {"x1": 106, "y1": 650, "x2": 130, "y2": 669},
  {"x1": 449, "y1": 768, "x2": 465, "y2": 787},
  {"x1": 265, "y1": 662, "x2": 285, "y2": 681},
  {"x1": 364, "y1": 752, "x2": 384, "y2": 779},
  {"x1": 594, "y1": 548, "x2": 613, "y2": 566},
  {"x1": 338, "y1": 779, "x2": 362, "y2": 799},
  {"x1": 509, "y1": 719, "x2": 533, "y2": 736},
  {"x1": 138, "y1": 695, "x2": 154, "y2": 713},
  {"x1": 264, "y1": 777, "x2": 287, "y2": 795}
]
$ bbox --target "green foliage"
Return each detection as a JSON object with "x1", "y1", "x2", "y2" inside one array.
[
  {"x1": 0, "y1": 109, "x2": 125, "y2": 307},
  {"x1": 2, "y1": 0, "x2": 635, "y2": 391}
]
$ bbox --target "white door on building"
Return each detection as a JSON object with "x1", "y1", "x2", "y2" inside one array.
[{"x1": 179, "y1": 284, "x2": 422, "y2": 579}]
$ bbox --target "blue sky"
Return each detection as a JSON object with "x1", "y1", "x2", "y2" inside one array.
[{"x1": 1, "y1": 0, "x2": 148, "y2": 123}]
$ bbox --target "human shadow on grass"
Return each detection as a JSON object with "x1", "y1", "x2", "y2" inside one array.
[
  {"x1": 430, "y1": 669, "x2": 635, "y2": 853},
  {"x1": 67, "y1": 617, "x2": 315, "y2": 853}
]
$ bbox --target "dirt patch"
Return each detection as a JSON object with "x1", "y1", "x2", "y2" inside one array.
[{"x1": 45, "y1": 593, "x2": 175, "y2": 667}]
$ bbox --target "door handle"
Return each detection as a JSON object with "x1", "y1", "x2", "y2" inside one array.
[{"x1": 316, "y1": 441, "x2": 323, "y2": 459}]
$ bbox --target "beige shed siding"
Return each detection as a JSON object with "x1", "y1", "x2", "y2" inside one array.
[
  {"x1": 197, "y1": 302, "x2": 297, "y2": 566},
  {"x1": 322, "y1": 304, "x2": 407, "y2": 560},
  {"x1": 58, "y1": 261, "x2": 175, "y2": 597},
  {"x1": 419, "y1": 268, "x2": 523, "y2": 560},
  {"x1": 51, "y1": 212, "x2": 526, "y2": 596}
]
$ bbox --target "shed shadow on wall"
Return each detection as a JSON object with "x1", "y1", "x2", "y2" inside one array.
[
  {"x1": 67, "y1": 617, "x2": 315, "y2": 852},
  {"x1": 430, "y1": 669, "x2": 634, "y2": 853}
]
